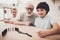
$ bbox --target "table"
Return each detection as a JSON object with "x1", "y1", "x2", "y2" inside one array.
[{"x1": 0, "y1": 22, "x2": 49, "y2": 40}]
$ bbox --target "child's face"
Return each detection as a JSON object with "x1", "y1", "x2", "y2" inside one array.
[
  {"x1": 11, "y1": 8, "x2": 17, "y2": 16},
  {"x1": 37, "y1": 8, "x2": 46, "y2": 18}
]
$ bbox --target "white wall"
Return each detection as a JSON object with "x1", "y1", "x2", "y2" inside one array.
[
  {"x1": 0, "y1": 8, "x2": 4, "y2": 20},
  {"x1": 54, "y1": 1, "x2": 60, "y2": 25},
  {"x1": 0, "y1": 0, "x2": 17, "y2": 5}
]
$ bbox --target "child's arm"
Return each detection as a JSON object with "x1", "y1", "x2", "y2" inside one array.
[
  {"x1": 47, "y1": 23, "x2": 59, "y2": 35},
  {"x1": 13, "y1": 21, "x2": 31, "y2": 26},
  {"x1": 4, "y1": 18, "x2": 13, "y2": 24},
  {"x1": 38, "y1": 23, "x2": 60, "y2": 38}
]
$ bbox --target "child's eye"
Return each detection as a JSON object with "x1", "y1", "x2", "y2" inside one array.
[
  {"x1": 37, "y1": 10, "x2": 39, "y2": 12},
  {"x1": 41, "y1": 9, "x2": 44, "y2": 11}
]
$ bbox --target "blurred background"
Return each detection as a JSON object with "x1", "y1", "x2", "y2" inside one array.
[{"x1": 0, "y1": 0, "x2": 60, "y2": 25}]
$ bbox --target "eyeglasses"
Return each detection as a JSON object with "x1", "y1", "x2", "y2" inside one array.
[{"x1": 26, "y1": 8, "x2": 34, "y2": 11}]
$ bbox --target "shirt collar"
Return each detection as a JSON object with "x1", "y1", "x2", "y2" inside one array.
[{"x1": 39, "y1": 15, "x2": 49, "y2": 20}]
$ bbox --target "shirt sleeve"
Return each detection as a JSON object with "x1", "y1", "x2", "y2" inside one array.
[
  {"x1": 34, "y1": 18, "x2": 37, "y2": 26},
  {"x1": 15, "y1": 13, "x2": 20, "y2": 21},
  {"x1": 16, "y1": 13, "x2": 24, "y2": 21},
  {"x1": 50, "y1": 16, "x2": 56, "y2": 25}
]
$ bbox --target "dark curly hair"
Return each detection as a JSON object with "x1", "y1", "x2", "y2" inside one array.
[{"x1": 36, "y1": 2, "x2": 50, "y2": 14}]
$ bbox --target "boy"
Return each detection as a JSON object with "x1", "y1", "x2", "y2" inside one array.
[{"x1": 34, "y1": 2, "x2": 59, "y2": 38}]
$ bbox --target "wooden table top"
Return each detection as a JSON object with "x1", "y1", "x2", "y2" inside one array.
[{"x1": 0, "y1": 22, "x2": 48, "y2": 40}]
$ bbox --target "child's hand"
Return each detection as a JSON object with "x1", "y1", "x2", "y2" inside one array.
[
  {"x1": 25, "y1": 22, "x2": 31, "y2": 26},
  {"x1": 37, "y1": 30, "x2": 49, "y2": 38}
]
